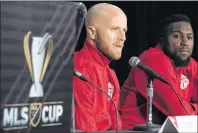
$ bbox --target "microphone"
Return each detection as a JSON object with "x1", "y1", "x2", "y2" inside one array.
[
  {"x1": 129, "y1": 56, "x2": 189, "y2": 115},
  {"x1": 73, "y1": 69, "x2": 119, "y2": 133},
  {"x1": 129, "y1": 56, "x2": 169, "y2": 85},
  {"x1": 73, "y1": 69, "x2": 88, "y2": 82},
  {"x1": 128, "y1": 56, "x2": 189, "y2": 132}
]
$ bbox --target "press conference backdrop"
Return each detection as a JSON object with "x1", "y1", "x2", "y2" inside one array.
[{"x1": 1, "y1": 2, "x2": 87, "y2": 133}]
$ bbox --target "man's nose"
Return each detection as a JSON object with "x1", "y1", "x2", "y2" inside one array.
[
  {"x1": 119, "y1": 30, "x2": 126, "y2": 41},
  {"x1": 181, "y1": 36, "x2": 188, "y2": 46}
]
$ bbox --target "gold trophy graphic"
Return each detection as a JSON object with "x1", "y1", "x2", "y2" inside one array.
[{"x1": 24, "y1": 31, "x2": 53, "y2": 98}]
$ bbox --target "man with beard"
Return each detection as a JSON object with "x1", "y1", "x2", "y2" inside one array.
[
  {"x1": 73, "y1": 3, "x2": 127, "y2": 132},
  {"x1": 119, "y1": 14, "x2": 198, "y2": 129}
]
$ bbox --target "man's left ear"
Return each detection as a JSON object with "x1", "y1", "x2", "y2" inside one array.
[{"x1": 87, "y1": 26, "x2": 96, "y2": 40}]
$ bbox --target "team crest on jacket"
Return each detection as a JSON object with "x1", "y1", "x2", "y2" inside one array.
[
  {"x1": 180, "y1": 74, "x2": 189, "y2": 90},
  {"x1": 108, "y1": 83, "x2": 114, "y2": 100}
]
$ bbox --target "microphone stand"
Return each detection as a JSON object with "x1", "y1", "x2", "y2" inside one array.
[{"x1": 133, "y1": 76, "x2": 161, "y2": 132}]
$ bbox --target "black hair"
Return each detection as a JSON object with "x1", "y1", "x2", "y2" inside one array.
[{"x1": 159, "y1": 14, "x2": 191, "y2": 42}]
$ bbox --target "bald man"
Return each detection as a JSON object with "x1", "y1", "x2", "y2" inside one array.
[{"x1": 73, "y1": 3, "x2": 127, "y2": 132}]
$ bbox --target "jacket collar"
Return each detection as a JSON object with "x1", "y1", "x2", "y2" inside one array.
[
  {"x1": 155, "y1": 44, "x2": 178, "y2": 68},
  {"x1": 83, "y1": 40, "x2": 110, "y2": 66}
]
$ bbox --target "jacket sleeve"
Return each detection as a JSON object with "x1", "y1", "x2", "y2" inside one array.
[
  {"x1": 191, "y1": 66, "x2": 198, "y2": 114},
  {"x1": 119, "y1": 68, "x2": 146, "y2": 130},
  {"x1": 73, "y1": 68, "x2": 97, "y2": 132},
  {"x1": 134, "y1": 53, "x2": 197, "y2": 116}
]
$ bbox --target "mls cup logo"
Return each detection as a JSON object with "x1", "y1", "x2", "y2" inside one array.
[
  {"x1": 29, "y1": 103, "x2": 42, "y2": 127},
  {"x1": 23, "y1": 31, "x2": 53, "y2": 98}
]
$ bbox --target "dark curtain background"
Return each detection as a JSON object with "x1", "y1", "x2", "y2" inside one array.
[{"x1": 76, "y1": 1, "x2": 198, "y2": 86}]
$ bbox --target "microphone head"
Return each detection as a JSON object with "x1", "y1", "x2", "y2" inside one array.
[
  {"x1": 129, "y1": 56, "x2": 140, "y2": 68},
  {"x1": 73, "y1": 69, "x2": 81, "y2": 77},
  {"x1": 73, "y1": 69, "x2": 77, "y2": 76}
]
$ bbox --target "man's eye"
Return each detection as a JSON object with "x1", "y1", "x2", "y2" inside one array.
[
  {"x1": 188, "y1": 36, "x2": 193, "y2": 40},
  {"x1": 111, "y1": 27, "x2": 118, "y2": 31},
  {"x1": 173, "y1": 35, "x2": 179, "y2": 39}
]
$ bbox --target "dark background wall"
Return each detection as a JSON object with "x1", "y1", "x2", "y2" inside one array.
[{"x1": 76, "y1": 1, "x2": 198, "y2": 86}]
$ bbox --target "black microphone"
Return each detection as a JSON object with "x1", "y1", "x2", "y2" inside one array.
[
  {"x1": 73, "y1": 69, "x2": 119, "y2": 133},
  {"x1": 73, "y1": 69, "x2": 88, "y2": 82},
  {"x1": 129, "y1": 56, "x2": 169, "y2": 85},
  {"x1": 129, "y1": 56, "x2": 189, "y2": 115}
]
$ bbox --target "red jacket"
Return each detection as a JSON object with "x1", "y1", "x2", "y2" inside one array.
[
  {"x1": 119, "y1": 45, "x2": 198, "y2": 129},
  {"x1": 73, "y1": 40, "x2": 122, "y2": 132}
]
